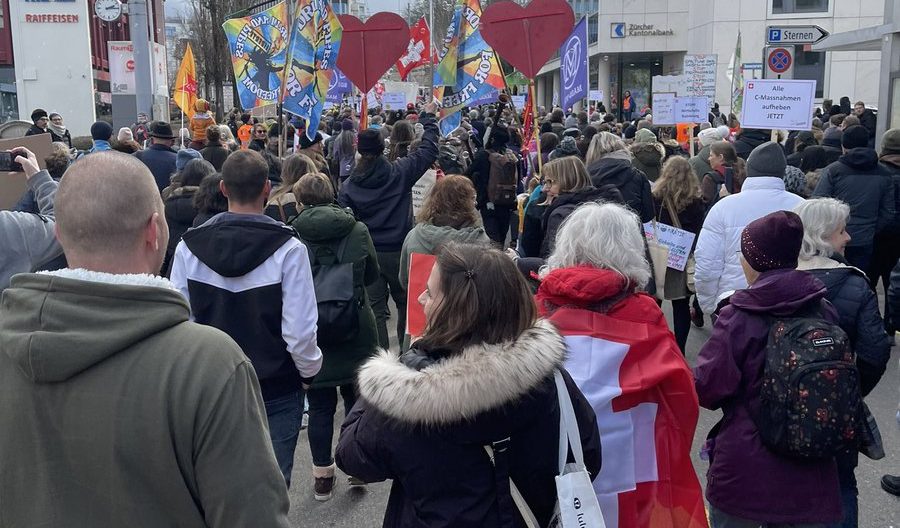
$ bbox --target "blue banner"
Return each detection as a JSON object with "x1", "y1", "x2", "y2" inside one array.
[
  {"x1": 560, "y1": 17, "x2": 588, "y2": 111},
  {"x1": 326, "y1": 67, "x2": 352, "y2": 103}
]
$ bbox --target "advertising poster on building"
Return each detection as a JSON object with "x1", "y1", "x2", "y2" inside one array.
[
  {"x1": 741, "y1": 79, "x2": 815, "y2": 130},
  {"x1": 108, "y1": 41, "x2": 135, "y2": 95},
  {"x1": 683, "y1": 54, "x2": 716, "y2": 101}
]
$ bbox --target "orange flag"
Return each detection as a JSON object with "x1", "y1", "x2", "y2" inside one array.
[{"x1": 172, "y1": 43, "x2": 198, "y2": 118}]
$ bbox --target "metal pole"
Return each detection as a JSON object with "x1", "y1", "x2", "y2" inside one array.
[
  {"x1": 128, "y1": 0, "x2": 154, "y2": 120},
  {"x1": 428, "y1": 0, "x2": 435, "y2": 96}
]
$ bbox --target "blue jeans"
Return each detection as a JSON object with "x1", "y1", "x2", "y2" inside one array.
[
  {"x1": 264, "y1": 390, "x2": 304, "y2": 488},
  {"x1": 709, "y1": 506, "x2": 826, "y2": 528}
]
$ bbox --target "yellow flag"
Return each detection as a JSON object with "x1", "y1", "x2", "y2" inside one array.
[{"x1": 172, "y1": 43, "x2": 198, "y2": 118}]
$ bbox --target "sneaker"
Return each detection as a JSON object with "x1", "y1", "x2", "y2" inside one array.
[
  {"x1": 882, "y1": 475, "x2": 900, "y2": 496},
  {"x1": 690, "y1": 307, "x2": 704, "y2": 328},
  {"x1": 301, "y1": 411, "x2": 308, "y2": 430},
  {"x1": 314, "y1": 475, "x2": 336, "y2": 501},
  {"x1": 348, "y1": 476, "x2": 367, "y2": 488}
]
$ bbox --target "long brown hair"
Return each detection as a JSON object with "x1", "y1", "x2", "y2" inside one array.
[
  {"x1": 416, "y1": 175, "x2": 480, "y2": 228},
  {"x1": 653, "y1": 156, "x2": 700, "y2": 212},
  {"x1": 542, "y1": 157, "x2": 592, "y2": 194},
  {"x1": 272, "y1": 153, "x2": 316, "y2": 201},
  {"x1": 419, "y1": 242, "x2": 536, "y2": 353}
]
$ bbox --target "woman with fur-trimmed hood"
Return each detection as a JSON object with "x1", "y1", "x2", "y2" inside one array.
[{"x1": 336, "y1": 242, "x2": 601, "y2": 528}]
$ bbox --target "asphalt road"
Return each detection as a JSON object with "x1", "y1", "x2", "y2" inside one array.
[{"x1": 287, "y1": 299, "x2": 900, "y2": 527}]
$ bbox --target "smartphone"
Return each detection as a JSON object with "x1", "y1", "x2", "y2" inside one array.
[{"x1": 0, "y1": 151, "x2": 23, "y2": 172}]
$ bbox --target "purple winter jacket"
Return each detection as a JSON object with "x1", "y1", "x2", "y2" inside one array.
[{"x1": 694, "y1": 269, "x2": 841, "y2": 524}]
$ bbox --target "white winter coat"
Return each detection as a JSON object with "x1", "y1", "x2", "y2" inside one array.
[{"x1": 694, "y1": 177, "x2": 805, "y2": 314}]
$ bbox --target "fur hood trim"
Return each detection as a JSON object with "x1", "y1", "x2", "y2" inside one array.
[
  {"x1": 357, "y1": 319, "x2": 565, "y2": 425},
  {"x1": 39, "y1": 269, "x2": 178, "y2": 291}
]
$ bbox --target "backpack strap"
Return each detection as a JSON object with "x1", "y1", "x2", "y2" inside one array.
[
  {"x1": 664, "y1": 196, "x2": 682, "y2": 229},
  {"x1": 484, "y1": 439, "x2": 541, "y2": 528}
]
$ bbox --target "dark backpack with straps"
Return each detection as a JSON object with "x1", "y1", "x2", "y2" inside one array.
[
  {"x1": 300, "y1": 235, "x2": 360, "y2": 345},
  {"x1": 754, "y1": 308, "x2": 861, "y2": 459}
]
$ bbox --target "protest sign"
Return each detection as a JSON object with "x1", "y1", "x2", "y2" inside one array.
[
  {"x1": 337, "y1": 13, "x2": 410, "y2": 93},
  {"x1": 0, "y1": 133, "x2": 52, "y2": 210},
  {"x1": 652, "y1": 93, "x2": 676, "y2": 125},
  {"x1": 382, "y1": 81, "x2": 419, "y2": 106},
  {"x1": 683, "y1": 54, "x2": 717, "y2": 100},
  {"x1": 589, "y1": 89, "x2": 604, "y2": 102},
  {"x1": 643, "y1": 221, "x2": 696, "y2": 272},
  {"x1": 382, "y1": 92, "x2": 407, "y2": 110},
  {"x1": 652, "y1": 75, "x2": 686, "y2": 96},
  {"x1": 406, "y1": 252, "x2": 437, "y2": 338},
  {"x1": 511, "y1": 95, "x2": 526, "y2": 109},
  {"x1": 741, "y1": 79, "x2": 815, "y2": 130},
  {"x1": 412, "y1": 169, "x2": 437, "y2": 218},
  {"x1": 652, "y1": 94, "x2": 706, "y2": 125}
]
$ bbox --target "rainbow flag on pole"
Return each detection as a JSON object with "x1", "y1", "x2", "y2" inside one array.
[{"x1": 223, "y1": 2, "x2": 290, "y2": 109}]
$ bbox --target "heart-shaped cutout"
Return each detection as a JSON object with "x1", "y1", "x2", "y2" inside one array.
[
  {"x1": 480, "y1": 0, "x2": 574, "y2": 79},
  {"x1": 336, "y1": 13, "x2": 410, "y2": 93}
]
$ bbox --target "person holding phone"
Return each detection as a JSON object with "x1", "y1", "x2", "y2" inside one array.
[{"x1": 0, "y1": 147, "x2": 63, "y2": 291}]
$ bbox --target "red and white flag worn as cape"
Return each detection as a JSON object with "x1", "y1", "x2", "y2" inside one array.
[
  {"x1": 396, "y1": 17, "x2": 433, "y2": 80},
  {"x1": 536, "y1": 266, "x2": 708, "y2": 528}
]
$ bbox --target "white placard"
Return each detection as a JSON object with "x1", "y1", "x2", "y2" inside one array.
[
  {"x1": 412, "y1": 169, "x2": 437, "y2": 218},
  {"x1": 741, "y1": 79, "x2": 815, "y2": 131},
  {"x1": 644, "y1": 222, "x2": 696, "y2": 272},
  {"x1": 674, "y1": 96, "x2": 708, "y2": 123},
  {"x1": 683, "y1": 54, "x2": 717, "y2": 100},
  {"x1": 382, "y1": 92, "x2": 407, "y2": 111},
  {"x1": 511, "y1": 95, "x2": 526, "y2": 109},
  {"x1": 589, "y1": 89, "x2": 604, "y2": 101},
  {"x1": 652, "y1": 93, "x2": 676, "y2": 125},
  {"x1": 652, "y1": 75, "x2": 686, "y2": 96},
  {"x1": 366, "y1": 90, "x2": 380, "y2": 108}
]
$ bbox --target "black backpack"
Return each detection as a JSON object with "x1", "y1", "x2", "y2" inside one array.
[
  {"x1": 487, "y1": 150, "x2": 519, "y2": 207},
  {"x1": 754, "y1": 308, "x2": 861, "y2": 459},
  {"x1": 301, "y1": 235, "x2": 360, "y2": 345}
]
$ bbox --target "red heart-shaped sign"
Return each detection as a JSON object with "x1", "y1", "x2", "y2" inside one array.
[
  {"x1": 336, "y1": 13, "x2": 410, "y2": 93},
  {"x1": 480, "y1": 0, "x2": 574, "y2": 79}
]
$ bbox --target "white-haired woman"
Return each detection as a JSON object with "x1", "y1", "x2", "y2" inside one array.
[
  {"x1": 794, "y1": 198, "x2": 891, "y2": 528},
  {"x1": 585, "y1": 132, "x2": 654, "y2": 223},
  {"x1": 534, "y1": 202, "x2": 704, "y2": 528},
  {"x1": 217, "y1": 124, "x2": 240, "y2": 152}
]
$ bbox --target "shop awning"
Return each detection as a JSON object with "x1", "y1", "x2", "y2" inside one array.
[{"x1": 812, "y1": 23, "x2": 895, "y2": 52}]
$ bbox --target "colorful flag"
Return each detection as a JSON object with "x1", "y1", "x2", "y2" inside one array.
[
  {"x1": 326, "y1": 67, "x2": 352, "y2": 104},
  {"x1": 282, "y1": 0, "x2": 343, "y2": 139},
  {"x1": 537, "y1": 287, "x2": 709, "y2": 528},
  {"x1": 172, "y1": 43, "x2": 198, "y2": 118},
  {"x1": 434, "y1": 0, "x2": 506, "y2": 135},
  {"x1": 727, "y1": 32, "x2": 743, "y2": 117},
  {"x1": 396, "y1": 17, "x2": 432, "y2": 81},
  {"x1": 223, "y1": 2, "x2": 290, "y2": 109},
  {"x1": 560, "y1": 18, "x2": 588, "y2": 111}
]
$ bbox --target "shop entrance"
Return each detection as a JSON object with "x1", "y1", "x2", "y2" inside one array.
[{"x1": 611, "y1": 54, "x2": 664, "y2": 120}]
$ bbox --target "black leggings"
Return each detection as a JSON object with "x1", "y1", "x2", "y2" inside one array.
[
  {"x1": 306, "y1": 384, "x2": 358, "y2": 467},
  {"x1": 671, "y1": 298, "x2": 691, "y2": 355}
]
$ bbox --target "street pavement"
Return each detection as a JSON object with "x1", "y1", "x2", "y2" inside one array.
[{"x1": 287, "y1": 299, "x2": 900, "y2": 527}]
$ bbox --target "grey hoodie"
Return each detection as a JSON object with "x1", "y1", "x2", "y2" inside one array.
[
  {"x1": 0, "y1": 170, "x2": 62, "y2": 290},
  {"x1": 399, "y1": 222, "x2": 490, "y2": 288},
  {"x1": 0, "y1": 270, "x2": 291, "y2": 527}
]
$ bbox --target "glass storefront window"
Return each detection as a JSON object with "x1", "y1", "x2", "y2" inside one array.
[
  {"x1": 772, "y1": 0, "x2": 829, "y2": 14},
  {"x1": 793, "y1": 46, "x2": 825, "y2": 98}
]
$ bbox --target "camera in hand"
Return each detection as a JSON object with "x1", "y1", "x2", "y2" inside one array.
[{"x1": 0, "y1": 151, "x2": 23, "y2": 172}]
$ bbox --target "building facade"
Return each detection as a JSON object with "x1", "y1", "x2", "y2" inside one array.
[{"x1": 536, "y1": 0, "x2": 883, "y2": 118}]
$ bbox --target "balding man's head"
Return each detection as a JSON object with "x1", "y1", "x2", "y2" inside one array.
[{"x1": 55, "y1": 151, "x2": 167, "y2": 273}]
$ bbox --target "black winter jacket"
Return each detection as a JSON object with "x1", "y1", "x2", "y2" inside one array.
[
  {"x1": 468, "y1": 147, "x2": 521, "y2": 210},
  {"x1": 890, "y1": 259, "x2": 900, "y2": 330},
  {"x1": 339, "y1": 113, "x2": 439, "y2": 252},
  {"x1": 162, "y1": 187, "x2": 199, "y2": 275},
  {"x1": 733, "y1": 129, "x2": 771, "y2": 160},
  {"x1": 798, "y1": 256, "x2": 891, "y2": 395},
  {"x1": 200, "y1": 142, "x2": 230, "y2": 171},
  {"x1": 587, "y1": 153, "x2": 654, "y2": 222},
  {"x1": 135, "y1": 144, "x2": 178, "y2": 193},
  {"x1": 812, "y1": 148, "x2": 895, "y2": 247},
  {"x1": 879, "y1": 154, "x2": 900, "y2": 234},
  {"x1": 540, "y1": 185, "x2": 623, "y2": 258},
  {"x1": 336, "y1": 320, "x2": 601, "y2": 528}
]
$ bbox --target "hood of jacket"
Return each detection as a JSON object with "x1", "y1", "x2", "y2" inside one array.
[
  {"x1": 405, "y1": 223, "x2": 488, "y2": 255},
  {"x1": 357, "y1": 319, "x2": 565, "y2": 427},
  {"x1": 548, "y1": 186, "x2": 624, "y2": 214},
  {"x1": 164, "y1": 186, "x2": 198, "y2": 225},
  {"x1": 839, "y1": 147, "x2": 879, "y2": 171},
  {"x1": 535, "y1": 266, "x2": 633, "y2": 311},
  {"x1": 182, "y1": 212, "x2": 295, "y2": 277},
  {"x1": 737, "y1": 129, "x2": 771, "y2": 146},
  {"x1": 292, "y1": 203, "x2": 356, "y2": 243},
  {"x1": 0, "y1": 270, "x2": 187, "y2": 383},
  {"x1": 349, "y1": 155, "x2": 392, "y2": 189},
  {"x1": 880, "y1": 153, "x2": 900, "y2": 170},
  {"x1": 728, "y1": 269, "x2": 827, "y2": 316},
  {"x1": 587, "y1": 154, "x2": 637, "y2": 188},
  {"x1": 630, "y1": 142, "x2": 664, "y2": 166}
]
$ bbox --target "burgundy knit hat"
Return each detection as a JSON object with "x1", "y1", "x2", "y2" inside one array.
[{"x1": 740, "y1": 210, "x2": 804, "y2": 272}]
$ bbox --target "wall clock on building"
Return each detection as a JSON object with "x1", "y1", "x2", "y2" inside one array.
[{"x1": 95, "y1": 0, "x2": 124, "y2": 22}]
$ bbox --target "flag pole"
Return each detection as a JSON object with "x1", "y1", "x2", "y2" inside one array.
[
  {"x1": 529, "y1": 79, "x2": 542, "y2": 174},
  {"x1": 428, "y1": 0, "x2": 434, "y2": 96}
]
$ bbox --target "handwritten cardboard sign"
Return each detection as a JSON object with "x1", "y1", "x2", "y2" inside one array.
[{"x1": 644, "y1": 221, "x2": 696, "y2": 272}]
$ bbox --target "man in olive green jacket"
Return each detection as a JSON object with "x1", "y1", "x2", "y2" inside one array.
[{"x1": 0, "y1": 152, "x2": 290, "y2": 527}]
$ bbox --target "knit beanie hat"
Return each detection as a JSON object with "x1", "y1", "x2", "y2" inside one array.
[
  {"x1": 881, "y1": 128, "x2": 900, "y2": 156},
  {"x1": 551, "y1": 136, "x2": 580, "y2": 159},
  {"x1": 31, "y1": 108, "x2": 48, "y2": 122},
  {"x1": 117, "y1": 127, "x2": 134, "y2": 143},
  {"x1": 634, "y1": 128, "x2": 657, "y2": 144},
  {"x1": 698, "y1": 127, "x2": 723, "y2": 147},
  {"x1": 741, "y1": 210, "x2": 803, "y2": 272},
  {"x1": 357, "y1": 129, "x2": 385, "y2": 155},
  {"x1": 841, "y1": 125, "x2": 869, "y2": 150},
  {"x1": 716, "y1": 125, "x2": 731, "y2": 139},
  {"x1": 176, "y1": 148, "x2": 202, "y2": 172},
  {"x1": 746, "y1": 141, "x2": 787, "y2": 178},
  {"x1": 298, "y1": 131, "x2": 323, "y2": 150},
  {"x1": 90, "y1": 120, "x2": 113, "y2": 141},
  {"x1": 341, "y1": 119, "x2": 354, "y2": 131},
  {"x1": 822, "y1": 127, "x2": 842, "y2": 148}
]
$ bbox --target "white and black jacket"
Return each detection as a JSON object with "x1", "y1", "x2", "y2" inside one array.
[{"x1": 171, "y1": 212, "x2": 322, "y2": 400}]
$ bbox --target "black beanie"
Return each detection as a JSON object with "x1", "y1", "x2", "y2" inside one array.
[
  {"x1": 31, "y1": 108, "x2": 48, "y2": 122},
  {"x1": 90, "y1": 120, "x2": 113, "y2": 141},
  {"x1": 357, "y1": 129, "x2": 384, "y2": 155},
  {"x1": 841, "y1": 125, "x2": 869, "y2": 150}
]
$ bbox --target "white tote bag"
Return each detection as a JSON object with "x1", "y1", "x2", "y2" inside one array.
[{"x1": 487, "y1": 371, "x2": 606, "y2": 528}]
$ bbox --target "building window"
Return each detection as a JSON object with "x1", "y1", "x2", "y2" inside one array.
[
  {"x1": 793, "y1": 46, "x2": 825, "y2": 98},
  {"x1": 772, "y1": 0, "x2": 829, "y2": 14}
]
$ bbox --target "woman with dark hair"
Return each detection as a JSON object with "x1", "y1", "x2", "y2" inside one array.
[
  {"x1": 289, "y1": 173, "x2": 379, "y2": 502},
  {"x1": 388, "y1": 120, "x2": 416, "y2": 161},
  {"x1": 249, "y1": 123, "x2": 268, "y2": 152},
  {"x1": 799, "y1": 145, "x2": 831, "y2": 174},
  {"x1": 162, "y1": 158, "x2": 215, "y2": 275},
  {"x1": 330, "y1": 119, "x2": 357, "y2": 182},
  {"x1": 399, "y1": 175, "x2": 490, "y2": 291},
  {"x1": 200, "y1": 125, "x2": 230, "y2": 171},
  {"x1": 192, "y1": 174, "x2": 228, "y2": 227},
  {"x1": 701, "y1": 141, "x2": 739, "y2": 208},
  {"x1": 336, "y1": 242, "x2": 601, "y2": 527},
  {"x1": 786, "y1": 130, "x2": 817, "y2": 167},
  {"x1": 265, "y1": 153, "x2": 317, "y2": 222}
]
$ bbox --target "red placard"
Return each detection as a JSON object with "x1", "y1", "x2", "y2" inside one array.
[
  {"x1": 480, "y1": 0, "x2": 574, "y2": 79},
  {"x1": 406, "y1": 253, "x2": 437, "y2": 339},
  {"x1": 336, "y1": 12, "x2": 410, "y2": 93}
]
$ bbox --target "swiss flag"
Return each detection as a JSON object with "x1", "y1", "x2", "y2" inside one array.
[
  {"x1": 537, "y1": 267, "x2": 709, "y2": 528},
  {"x1": 396, "y1": 17, "x2": 434, "y2": 80}
]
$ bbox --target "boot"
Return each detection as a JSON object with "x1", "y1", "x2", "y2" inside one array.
[
  {"x1": 313, "y1": 463, "x2": 336, "y2": 501},
  {"x1": 882, "y1": 475, "x2": 900, "y2": 496}
]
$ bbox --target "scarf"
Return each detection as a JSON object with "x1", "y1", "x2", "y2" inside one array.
[{"x1": 48, "y1": 122, "x2": 67, "y2": 138}]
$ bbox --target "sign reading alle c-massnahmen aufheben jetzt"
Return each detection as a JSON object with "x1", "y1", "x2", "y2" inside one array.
[{"x1": 741, "y1": 79, "x2": 816, "y2": 131}]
